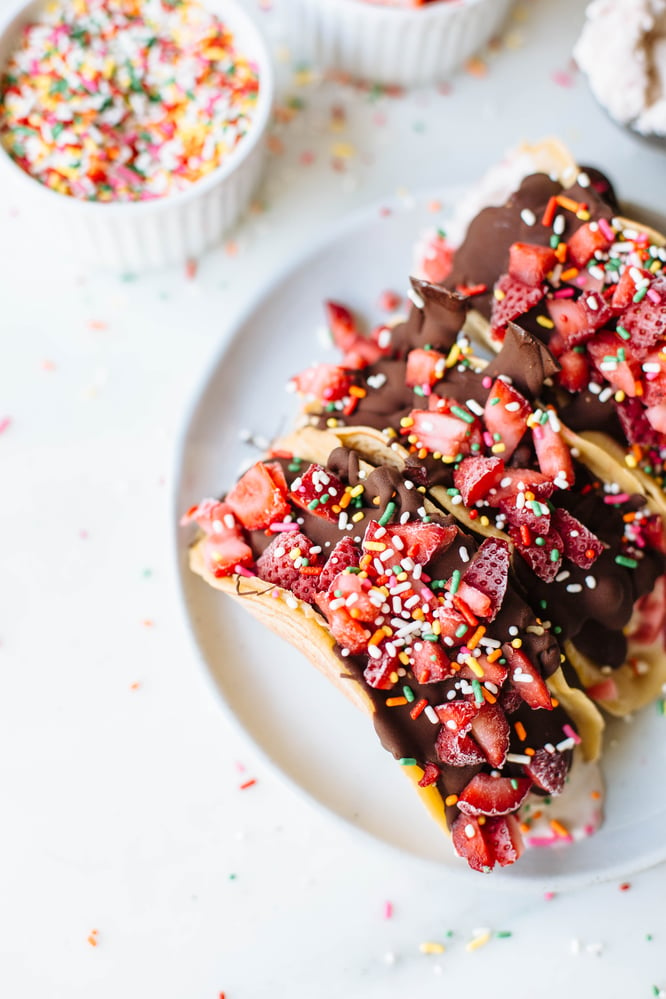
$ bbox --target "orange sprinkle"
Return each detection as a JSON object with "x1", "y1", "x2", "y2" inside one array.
[
  {"x1": 349, "y1": 385, "x2": 367, "y2": 398},
  {"x1": 445, "y1": 794, "x2": 458, "y2": 806},
  {"x1": 466, "y1": 625, "x2": 486, "y2": 650},
  {"x1": 591, "y1": 790, "x2": 602, "y2": 800},
  {"x1": 87, "y1": 930, "x2": 99, "y2": 947},
  {"x1": 622, "y1": 512, "x2": 636, "y2": 523},
  {"x1": 514, "y1": 721, "x2": 527, "y2": 741},
  {"x1": 550, "y1": 818, "x2": 571, "y2": 839},
  {"x1": 634, "y1": 380, "x2": 643, "y2": 397},
  {"x1": 525, "y1": 747, "x2": 536, "y2": 757},
  {"x1": 555, "y1": 242, "x2": 568, "y2": 263},
  {"x1": 299, "y1": 566, "x2": 321, "y2": 576},
  {"x1": 386, "y1": 696, "x2": 408, "y2": 707},
  {"x1": 338, "y1": 491, "x2": 352, "y2": 509},
  {"x1": 560, "y1": 267, "x2": 579, "y2": 281},
  {"x1": 368, "y1": 629, "x2": 385, "y2": 646},
  {"x1": 487, "y1": 648, "x2": 503, "y2": 663},
  {"x1": 481, "y1": 687, "x2": 497, "y2": 705},
  {"x1": 556, "y1": 194, "x2": 580, "y2": 213},
  {"x1": 129, "y1": 682, "x2": 141, "y2": 691},
  {"x1": 550, "y1": 697, "x2": 559, "y2": 708}
]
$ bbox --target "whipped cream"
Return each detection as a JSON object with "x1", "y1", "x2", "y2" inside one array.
[{"x1": 574, "y1": 0, "x2": 666, "y2": 137}]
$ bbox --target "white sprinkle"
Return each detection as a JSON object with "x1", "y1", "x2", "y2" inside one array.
[
  {"x1": 555, "y1": 571, "x2": 570, "y2": 583},
  {"x1": 578, "y1": 172, "x2": 590, "y2": 187},
  {"x1": 584, "y1": 576, "x2": 597, "y2": 589},
  {"x1": 570, "y1": 938, "x2": 581, "y2": 955},
  {"x1": 566, "y1": 583, "x2": 583, "y2": 593},
  {"x1": 466, "y1": 398, "x2": 485, "y2": 416},
  {"x1": 508, "y1": 625, "x2": 519, "y2": 636},
  {"x1": 425, "y1": 706, "x2": 439, "y2": 724},
  {"x1": 465, "y1": 823, "x2": 476, "y2": 839},
  {"x1": 521, "y1": 208, "x2": 536, "y2": 226},
  {"x1": 367, "y1": 373, "x2": 387, "y2": 390},
  {"x1": 459, "y1": 546, "x2": 470, "y2": 563},
  {"x1": 408, "y1": 287, "x2": 425, "y2": 309},
  {"x1": 554, "y1": 213, "x2": 565, "y2": 236},
  {"x1": 588, "y1": 382, "x2": 602, "y2": 395},
  {"x1": 598, "y1": 387, "x2": 613, "y2": 403},
  {"x1": 556, "y1": 737, "x2": 576, "y2": 752},
  {"x1": 505, "y1": 401, "x2": 522, "y2": 412},
  {"x1": 506, "y1": 753, "x2": 531, "y2": 765},
  {"x1": 586, "y1": 295, "x2": 599, "y2": 311}
]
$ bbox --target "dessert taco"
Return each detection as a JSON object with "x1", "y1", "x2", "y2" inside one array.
[{"x1": 183, "y1": 425, "x2": 602, "y2": 872}]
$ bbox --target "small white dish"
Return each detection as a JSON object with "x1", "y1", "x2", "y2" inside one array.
[
  {"x1": 0, "y1": 0, "x2": 274, "y2": 271},
  {"x1": 173, "y1": 188, "x2": 666, "y2": 889},
  {"x1": 278, "y1": 0, "x2": 515, "y2": 87}
]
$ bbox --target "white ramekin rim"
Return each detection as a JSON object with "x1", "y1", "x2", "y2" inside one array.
[
  {"x1": 0, "y1": 0, "x2": 275, "y2": 216},
  {"x1": 290, "y1": 0, "x2": 492, "y2": 19}
]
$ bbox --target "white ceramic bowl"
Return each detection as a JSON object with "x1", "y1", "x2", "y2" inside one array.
[
  {"x1": 0, "y1": 0, "x2": 274, "y2": 272},
  {"x1": 279, "y1": 0, "x2": 514, "y2": 87}
]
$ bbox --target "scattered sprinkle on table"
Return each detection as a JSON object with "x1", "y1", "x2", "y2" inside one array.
[{"x1": 0, "y1": 0, "x2": 260, "y2": 201}]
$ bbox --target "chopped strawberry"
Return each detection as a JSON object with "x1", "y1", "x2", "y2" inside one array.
[
  {"x1": 416, "y1": 230, "x2": 454, "y2": 285},
  {"x1": 484, "y1": 815, "x2": 524, "y2": 867},
  {"x1": 511, "y1": 524, "x2": 563, "y2": 583},
  {"x1": 256, "y1": 531, "x2": 321, "y2": 602},
  {"x1": 498, "y1": 494, "x2": 551, "y2": 537},
  {"x1": 203, "y1": 532, "x2": 254, "y2": 578},
  {"x1": 508, "y1": 242, "x2": 557, "y2": 286},
  {"x1": 584, "y1": 677, "x2": 619, "y2": 702},
  {"x1": 616, "y1": 396, "x2": 662, "y2": 448},
  {"x1": 315, "y1": 591, "x2": 369, "y2": 654},
  {"x1": 434, "y1": 606, "x2": 473, "y2": 645},
  {"x1": 483, "y1": 378, "x2": 531, "y2": 459},
  {"x1": 643, "y1": 516, "x2": 666, "y2": 555},
  {"x1": 363, "y1": 644, "x2": 399, "y2": 690},
  {"x1": 626, "y1": 576, "x2": 666, "y2": 646},
  {"x1": 490, "y1": 273, "x2": 545, "y2": 338},
  {"x1": 546, "y1": 294, "x2": 613, "y2": 348},
  {"x1": 363, "y1": 520, "x2": 456, "y2": 568},
  {"x1": 318, "y1": 537, "x2": 361, "y2": 592},
  {"x1": 566, "y1": 221, "x2": 613, "y2": 268},
  {"x1": 290, "y1": 463, "x2": 346, "y2": 522},
  {"x1": 326, "y1": 570, "x2": 381, "y2": 622},
  {"x1": 499, "y1": 686, "x2": 524, "y2": 715},
  {"x1": 525, "y1": 748, "x2": 568, "y2": 795},
  {"x1": 460, "y1": 538, "x2": 511, "y2": 622},
  {"x1": 457, "y1": 773, "x2": 531, "y2": 817},
  {"x1": 556, "y1": 348, "x2": 590, "y2": 393},
  {"x1": 459, "y1": 655, "x2": 508, "y2": 689},
  {"x1": 639, "y1": 352, "x2": 666, "y2": 407},
  {"x1": 469, "y1": 702, "x2": 510, "y2": 768},
  {"x1": 417, "y1": 761, "x2": 441, "y2": 788},
  {"x1": 325, "y1": 300, "x2": 360, "y2": 351},
  {"x1": 503, "y1": 645, "x2": 553, "y2": 711},
  {"x1": 613, "y1": 274, "x2": 666, "y2": 353},
  {"x1": 451, "y1": 813, "x2": 495, "y2": 872},
  {"x1": 405, "y1": 348, "x2": 447, "y2": 389},
  {"x1": 288, "y1": 363, "x2": 353, "y2": 402},
  {"x1": 454, "y1": 581, "x2": 492, "y2": 619},
  {"x1": 341, "y1": 339, "x2": 384, "y2": 370},
  {"x1": 407, "y1": 408, "x2": 482, "y2": 459},
  {"x1": 551, "y1": 508, "x2": 605, "y2": 568},
  {"x1": 434, "y1": 701, "x2": 485, "y2": 766},
  {"x1": 225, "y1": 462, "x2": 292, "y2": 531},
  {"x1": 181, "y1": 498, "x2": 238, "y2": 534},
  {"x1": 611, "y1": 266, "x2": 653, "y2": 311},
  {"x1": 453, "y1": 454, "x2": 505, "y2": 506},
  {"x1": 487, "y1": 468, "x2": 555, "y2": 504},
  {"x1": 411, "y1": 640, "x2": 453, "y2": 684},
  {"x1": 531, "y1": 417, "x2": 575, "y2": 486},
  {"x1": 586, "y1": 331, "x2": 641, "y2": 397}
]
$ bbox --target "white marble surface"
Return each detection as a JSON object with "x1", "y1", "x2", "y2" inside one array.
[{"x1": 1, "y1": 0, "x2": 666, "y2": 996}]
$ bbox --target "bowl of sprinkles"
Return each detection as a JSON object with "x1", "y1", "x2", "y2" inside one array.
[
  {"x1": 0, "y1": 0, "x2": 273, "y2": 270},
  {"x1": 278, "y1": 0, "x2": 514, "y2": 88}
]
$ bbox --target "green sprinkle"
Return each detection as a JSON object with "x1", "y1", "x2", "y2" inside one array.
[
  {"x1": 535, "y1": 537, "x2": 546, "y2": 547},
  {"x1": 617, "y1": 347, "x2": 626, "y2": 362},
  {"x1": 450, "y1": 569, "x2": 461, "y2": 594},
  {"x1": 496, "y1": 931, "x2": 512, "y2": 939},
  {"x1": 549, "y1": 549, "x2": 560, "y2": 562},
  {"x1": 510, "y1": 778, "x2": 519, "y2": 789},
  {"x1": 615, "y1": 554, "x2": 638, "y2": 569},
  {"x1": 539, "y1": 599, "x2": 548, "y2": 609},
  {"x1": 455, "y1": 622, "x2": 469, "y2": 637},
  {"x1": 414, "y1": 385, "x2": 425, "y2": 397},
  {"x1": 616, "y1": 324, "x2": 631, "y2": 340},
  {"x1": 307, "y1": 499, "x2": 320, "y2": 509},
  {"x1": 553, "y1": 625, "x2": 562, "y2": 634},
  {"x1": 658, "y1": 699, "x2": 666, "y2": 716},
  {"x1": 489, "y1": 396, "x2": 500, "y2": 406},
  {"x1": 378, "y1": 501, "x2": 396, "y2": 527},
  {"x1": 399, "y1": 757, "x2": 418, "y2": 766},
  {"x1": 471, "y1": 678, "x2": 484, "y2": 705},
  {"x1": 633, "y1": 285, "x2": 648, "y2": 303},
  {"x1": 451, "y1": 405, "x2": 475, "y2": 424},
  {"x1": 423, "y1": 634, "x2": 439, "y2": 642},
  {"x1": 550, "y1": 235, "x2": 560, "y2": 249},
  {"x1": 403, "y1": 685, "x2": 415, "y2": 703}
]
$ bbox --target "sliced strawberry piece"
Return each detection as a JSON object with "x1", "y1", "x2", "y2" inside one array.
[
  {"x1": 616, "y1": 396, "x2": 662, "y2": 448},
  {"x1": 484, "y1": 378, "x2": 531, "y2": 459},
  {"x1": 454, "y1": 581, "x2": 493, "y2": 619},
  {"x1": 325, "y1": 300, "x2": 360, "y2": 352},
  {"x1": 584, "y1": 677, "x2": 619, "y2": 702},
  {"x1": 488, "y1": 468, "x2": 555, "y2": 504},
  {"x1": 434, "y1": 701, "x2": 485, "y2": 766},
  {"x1": 643, "y1": 517, "x2": 666, "y2": 555},
  {"x1": 407, "y1": 408, "x2": 482, "y2": 459},
  {"x1": 457, "y1": 773, "x2": 531, "y2": 817},
  {"x1": 497, "y1": 495, "x2": 551, "y2": 537},
  {"x1": 525, "y1": 748, "x2": 568, "y2": 795},
  {"x1": 363, "y1": 520, "x2": 457, "y2": 568},
  {"x1": 459, "y1": 655, "x2": 508, "y2": 689},
  {"x1": 511, "y1": 524, "x2": 563, "y2": 583},
  {"x1": 326, "y1": 571, "x2": 382, "y2": 622},
  {"x1": 315, "y1": 591, "x2": 369, "y2": 655},
  {"x1": 611, "y1": 266, "x2": 653, "y2": 311},
  {"x1": 469, "y1": 702, "x2": 510, "y2": 768},
  {"x1": 551, "y1": 508, "x2": 605, "y2": 568},
  {"x1": 503, "y1": 645, "x2": 553, "y2": 710},
  {"x1": 615, "y1": 274, "x2": 666, "y2": 353},
  {"x1": 226, "y1": 462, "x2": 292, "y2": 531},
  {"x1": 181, "y1": 498, "x2": 238, "y2": 534},
  {"x1": 566, "y1": 221, "x2": 613, "y2": 268},
  {"x1": 290, "y1": 464, "x2": 346, "y2": 522},
  {"x1": 341, "y1": 339, "x2": 384, "y2": 370},
  {"x1": 453, "y1": 454, "x2": 505, "y2": 506},
  {"x1": 640, "y1": 349, "x2": 666, "y2": 407},
  {"x1": 416, "y1": 230, "x2": 454, "y2": 285},
  {"x1": 586, "y1": 331, "x2": 641, "y2": 396},
  {"x1": 626, "y1": 576, "x2": 666, "y2": 646},
  {"x1": 405, "y1": 347, "x2": 447, "y2": 389},
  {"x1": 451, "y1": 813, "x2": 495, "y2": 872},
  {"x1": 508, "y1": 242, "x2": 557, "y2": 286},
  {"x1": 204, "y1": 532, "x2": 254, "y2": 577},
  {"x1": 556, "y1": 348, "x2": 590, "y2": 393},
  {"x1": 363, "y1": 644, "x2": 399, "y2": 690},
  {"x1": 256, "y1": 531, "x2": 322, "y2": 603},
  {"x1": 434, "y1": 607, "x2": 473, "y2": 645},
  {"x1": 532, "y1": 418, "x2": 575, "y2": 486},
  {"x1": 417, "y1": 761, "x2": 441, "y2": 788},
  {"x1": 484, "y1": 815, "x2": 524, "y2": 867},
  {"x1": 546, "y1": 294, "x2": 613, "y2": 348},
  {"x1": 289, "y1": 363, "x2": 353, "y2": 403},
  {"x1": 490, "y1": 273, "x2": 545, "y2": 338},
  {"x1": 499, "y1": 686, "x2": 524, "y2": 715},
  {"x1": 460, "y1": 538, "x2": 511, "y2": 622},
  {"x1": 411, "y1": 640, "x2": 453, "y2": 684},
  {"x1": 318, "y1": 537, "x2": 361, "y2": 592}
]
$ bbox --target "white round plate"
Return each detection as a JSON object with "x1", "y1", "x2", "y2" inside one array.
[{"x1": 174, "y1": 189, "x2": 666, "y2": 889}]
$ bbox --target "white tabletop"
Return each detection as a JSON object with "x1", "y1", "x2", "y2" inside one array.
[{"x1": 2, "y1": 0, "x2": 666, "y2": 996}]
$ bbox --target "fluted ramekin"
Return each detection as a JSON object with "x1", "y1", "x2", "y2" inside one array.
[
  {"x1": 0, "y1": 0, "x2": 274, "y2": 272},
  {"x1": 279, "y1": 0, "x2": 514, "y2": 88}
]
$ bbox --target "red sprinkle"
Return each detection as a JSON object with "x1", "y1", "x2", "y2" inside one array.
[{"x1": 239, "y1": 778, "x2": 257, "y2": 790}]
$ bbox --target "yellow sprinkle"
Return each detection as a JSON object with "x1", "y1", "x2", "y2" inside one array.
[
  {"x1": 466, "y1": 931, "x2": 492, "y2": 953},
  {"x1": 445, "y1": 794, "x2": 458, "y2": 806},
  {"x1": 350, "y1": 484, "x2": 365, "y2": 497},
  {"x1": 351, "y1": 511, "x2": 364, "y2": 523},
  {"x1": 331, "y1": 142, "x2": 356, "y2": 159},
  {"x1": 400, "y1": 416, "x2": 415, "y2": 428},
  {"x1": 446, "y1": 344, "x2": 461, "y2": 368},
  {"x1": 432, "y1": 620, "x2": 441, "y2": 636},
  {"x1": 479, "y1": 516, "x2": 490, "y2": 527},
  {"x1": 326, "y1": 418, "x2": 339, "y2": 428},
  {"x1": 418, "y1": 448, "x2": 429, "y2": 460},
  {"x1": 625, "y1": 454, "x2": 637, "y2": 469},
  {"x1": 365, "y1": 541, "x2": 387, "y2": 552},
  {"x1": 398, "y1": 652, "x2": 411, "y2": 666},
  {"x1": 420, "y1": 941, "x2": 445, "y2": 955},
  {"x1": 614, "y1": 390, "x2": 626, "y2": 403},
  {"x1": 510, "y1": 638, "x2": 523, "y2": 649},
  {"x1": 491, "y1": 443, "x2": 506, "y2": 454},
  {"x1": 576, "y1": 210, "x2": 591, "y2": 221},
  {"x1": 465, "y1": 655, "x2": 485, "y2": 678},
  {"x1": 536, "y1": 315, "x2": 555, "y2": 329},
  {"x1": 493, "y1": 289, "x2": 506, "y2": 301}
]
